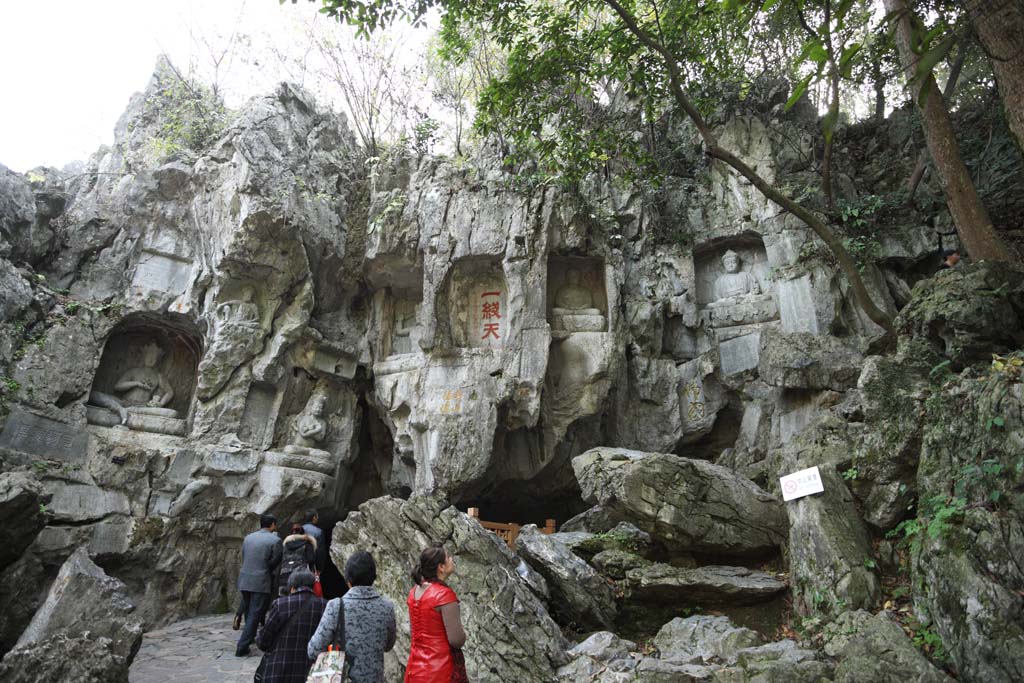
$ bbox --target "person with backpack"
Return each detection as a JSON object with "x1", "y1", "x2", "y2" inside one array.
[{"x1": 278, "y1": 523, "x2": 317, "y2": 597}]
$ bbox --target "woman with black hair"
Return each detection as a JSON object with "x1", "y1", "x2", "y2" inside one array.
[{"x1": 404, "y1": 544, "x2": 467, "y2": 682}]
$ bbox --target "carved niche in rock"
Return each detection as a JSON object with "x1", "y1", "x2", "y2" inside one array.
[
  {"x1": 389, "y1": 295, "x2": 421, "y2": 357},
  {"x1": 86, "y1": 318, "x2": 200, "y2": 437},
  {"x1": 197, "y1": 283, "x2": 267, "y2": 400},
  {"x1": 263, "y1": 384, "x2": 337, "y2": 476},
  {"x1": 548, "y1": 257, "x2": 608, "y2": 340},
  {"x1": 446, "y1": 259, "x2": 508, "y2": 350},
  {"x1": 695, "y1": 238, "x2": 778, "y2": 332}
]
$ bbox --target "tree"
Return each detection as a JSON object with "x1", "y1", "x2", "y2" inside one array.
[
  {"x1": 963, "y1": 0, "x2": 1024, "y2": 157},
  {"x1": 884, "y1": 0, "x2": 1014, "y2": 261},
  {"x1": 310, "y1": 0, "x2": 895, "y2": 331}
]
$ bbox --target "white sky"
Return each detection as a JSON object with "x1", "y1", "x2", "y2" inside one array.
[{"x1": 0, "y1": 0, "x2": 433, "y2": 173}]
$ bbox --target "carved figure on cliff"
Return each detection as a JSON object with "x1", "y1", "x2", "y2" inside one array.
[
  {"x1": 284, "y1": 394, "x2": 330, "y2": 457},
  {"x1": 217, "y1": 285, "x2": 260, "y2": 327},
  {"x1": 554, "y1": 269, "x2": 597, "y2": 313},
  {"x1": 88, "y1": 341, "x2": 175, "y2": 424},
  {"x1": 710, "y1": 250, "x2": 760, "y2": 306},
  {"x1": 551, "y1": 268, "x2": 606, "y2": 335},
  {"x1": 392, "y1": 305, "x2": 418, "y2": 355}
]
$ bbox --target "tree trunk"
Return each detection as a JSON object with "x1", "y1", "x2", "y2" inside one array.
[
  {"x1": 873, "y1": 59, "x2": 886, "y2": 123},
  {"x1": 908, "y1": 48, "x2": 966, "y2": 199},
  {"x1": 965, "y1": 0, "x2": 1024, "y2": 157},
  {"x1": 885, "y1": 0, "x2": 1014, "y2": 261}
]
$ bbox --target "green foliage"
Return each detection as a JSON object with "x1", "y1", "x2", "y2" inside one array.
[
  {"x1": 907, "y1": 618, "x2": 948, "y2": 663},
  {"x1": 842, "y1": 466, "x2": 859, "y2": 481},
  {"x1": 141, "y1": 60, "x2": 231, "y2": 163}
]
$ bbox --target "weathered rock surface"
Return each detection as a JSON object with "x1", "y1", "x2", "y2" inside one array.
[
  {"x1": 0, "y1": 552, "x2": 45, "y2": 656},
  {"x1": 15, "y1": 547, "x2": 142, "y2": 658},
  {"x1": 591, "y1": 549, "x2": 650, "y2": 580},
  {"x1": 896, "y1": 262, "x2": 1024, "y2": 364},
  {"x1": 0, "y1": 472, "x2": 47, "y2": 570},
  {"x1": 573, "y1": 448, "x2": 787, "y2": 557},
  {"x1": 822, "y1": 610, "x2": 952, "y2": 683},
  {"x1": 1, "y1": 547, "x2": 142, "y2": 682},
  {"x1": 0, "y1": 633, "x2": 132, "y2": 683},
  {"x1": 625, "y1": 563, "x2": 787, "y2": 605},
  {"x1": 653, "y1": 616, "x2": 763, "y2": 663},
  {"x1": 330, "y1": 495, "x2": 566, "y2": 683},
  {"x1": 517, "y1": 524, "x2": 617, "y2": 629},
  {"x1": 758, "y1": 327, "x2": 864, "y2": 391}
]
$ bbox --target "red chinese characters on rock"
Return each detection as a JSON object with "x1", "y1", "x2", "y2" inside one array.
[{"x1": 480, "y1": 291, "x2": 501, "y2": 342}]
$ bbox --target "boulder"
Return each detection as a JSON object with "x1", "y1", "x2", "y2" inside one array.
[
  {"x1": 896, "y1": 262, "x2": 1024, "y2": 364},
  {"x1": 758, "y1": 328, "x2": 864, "y2": 391},
  {"x1": 2, "y1": 547, "x2": 141, "y2": 683},
  {"x1": 653, "y1": 615, "x2": 763, "y2": 664},
  {"x1": 782, "y1": 463, "x2": 879, "y2": 617},
  {"x1": 727, "y1": 639, "x2": 835, "y2": 681},
  {"x1": 569, "y1": 631, "x2": 637, "y2": 663},
  {"x1": 572, "y1": 522, "x2": 657, "y2": 559},
  {"x1": 0, "y1": 633, "x2": 131, "y2": 683},
  {"x1": 516, "y1": 524, "x2": 618, "y2": 629},
  {"x1": 573, "y1": 448, "x2": 787, "y2": 558},
  {"x1": 625, "y1": 564, "x2": 788, "y2": 606},
  {"x1": 0, "y1": 472, "x2": 48, "y2": 571},
  {"x1": 591, "y1": 549, "x2": 650, "y2": 580},
  {"x1": 14, "y1": 547, "x2": 142, "y2": 662},
  {"x1": 331, "y1": 496, "x2": 567, "y2": 683},
  {"x1": 823, "y1": 610, "x2": 952, "y2": 682},
  {"x1": 561, "y1": 505, "x2": 627, "y2": 533}
]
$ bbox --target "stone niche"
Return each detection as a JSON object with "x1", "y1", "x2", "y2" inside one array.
[
  {"x1": 445, "y1": 258, "x2": 508, "y2": 350},
  {"x1": 386, "y1": 291, "x2": 423, "y2": 357},
  {"x1": 694, "y1": 235, "x2": 778, "y2": 335},
  {"x1": 547, "y1": 256, "x2": 608, "y2": 339},
  {"x1": 86, "y1": 316, "x2": 201, "y2": 436}
]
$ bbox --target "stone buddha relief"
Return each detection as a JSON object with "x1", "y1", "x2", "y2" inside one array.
[
  {"x1": 283, "y1": 393, "x2": 330, "y2": 458},
  {"x1": 87, "y1": 330, "x2": 197, "y2": 437},
  {"x1": 695, "y1": 241, "x2": 778, "y2": 331},
  {"x1": 549, "y1": 264, "x2": 607, "y2": 338}
]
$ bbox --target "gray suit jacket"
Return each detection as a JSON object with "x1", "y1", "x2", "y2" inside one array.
[{"x1": 238, "y1": 528, "x2": 282, "y2": 594}]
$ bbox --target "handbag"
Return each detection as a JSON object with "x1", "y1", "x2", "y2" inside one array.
[
  {"x1": 306, "y1": 598, "x2": 349, "y2": 683},
  {"x1": 312, "y1": 573, "x2": 323, "y2": 598},
  {"x1": 450, "y1": 648, "x2": 469, "y2": 683}
]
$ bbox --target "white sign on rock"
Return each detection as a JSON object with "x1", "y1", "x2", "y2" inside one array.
[{"x1": 779, "y1": 465, "x2": 824, "y2": 501}]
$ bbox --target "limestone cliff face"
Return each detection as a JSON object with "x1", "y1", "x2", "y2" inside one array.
[{"x1": 1, "y1": 65, "x2": 1021, "y2": 682}]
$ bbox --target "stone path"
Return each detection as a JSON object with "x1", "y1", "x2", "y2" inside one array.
[{"x1": 129, "y1": 615, "x2": 260, "y2": 683}]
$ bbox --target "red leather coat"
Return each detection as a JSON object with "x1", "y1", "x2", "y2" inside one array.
[{"x1": 404, "y1": 582, "x2": 458, "y2": 682}]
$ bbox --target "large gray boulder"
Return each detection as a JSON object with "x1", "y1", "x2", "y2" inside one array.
[
  {"x1": 0, "y1": 633, "x2": 131, "y2": 683},
  {"x1": 653, "y1": 615, "x2": 763, "y2": 664},
  {"x1": 573, "y1": 448, "x2": 787, "y2": 557},
  {"x1": 331, "y1": 496, "x2": 567, "y2": 683},
  {"x1": 2, "y1": 547, "x2": 142, "y2": 683},
  {"x1": 14, "y1": 547, "x2": 142, "y2": 659},
  {"x1": 625, "y1": 563, "x2": 787, "y2": 606},
  {"x1": 516, "y1": 524, "x2": 618, "y2": 629},
  {"x1": 822, "y1": 610, "x2": 952, "y2": 683}
]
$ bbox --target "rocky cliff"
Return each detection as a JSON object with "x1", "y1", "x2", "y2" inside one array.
[{"x1": 1, "y1": 63, "x2": 1022, "y2": 682}]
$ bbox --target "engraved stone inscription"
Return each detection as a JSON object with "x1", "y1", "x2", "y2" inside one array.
[
  {"x1": 131, "y1": 250, "x2": 192, "y2": 294},
  {"x1": 0, "y1": 407, "x2": 87, "y2": 463}
]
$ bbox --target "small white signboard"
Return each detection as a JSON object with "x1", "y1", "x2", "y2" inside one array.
[{"x1": 780, "y1": 465, "x2": 825, "y2": 502}]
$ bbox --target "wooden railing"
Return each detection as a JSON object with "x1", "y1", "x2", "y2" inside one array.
[{"x1": 467, "y1": 508, "x2": 555, "y2": 549}]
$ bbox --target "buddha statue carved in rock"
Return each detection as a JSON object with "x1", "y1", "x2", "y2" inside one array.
[
  {"x1": 708, "y1": 250, "x2": 761, "y2": 307},
  {"x1": 88, "y1": 341, "x2": 176, "y2": 424},
  {"x1": 283, "y1": 394, "x2": 330, "y2": 457},
  {"x1": 551, "y1": 268, "x2": 606, "y2": 335}
]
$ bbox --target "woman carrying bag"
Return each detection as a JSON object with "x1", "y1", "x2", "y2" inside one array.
[{"x1": 308, "y1": 552, "x2": 397, "y2": 683}]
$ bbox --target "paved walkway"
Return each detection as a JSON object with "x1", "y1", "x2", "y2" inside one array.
[{"x1": 130, "y1": 615, "x2": 260, "y2": 683}]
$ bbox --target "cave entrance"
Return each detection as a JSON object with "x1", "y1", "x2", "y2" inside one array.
[{"x1": 344, "y1": 393, "x2": 396, "y2": 511}]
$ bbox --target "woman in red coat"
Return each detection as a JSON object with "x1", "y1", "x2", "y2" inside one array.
[{"x1": 404, "y1": 544, "x2": 467, "y2": 682}]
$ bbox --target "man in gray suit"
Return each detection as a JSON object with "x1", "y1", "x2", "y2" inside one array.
[{"x1": 235, "y1": 513, "x2": 282, "y2": 656}]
